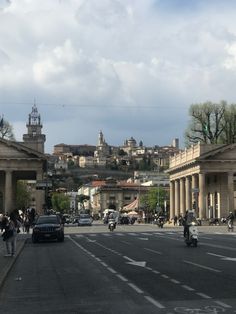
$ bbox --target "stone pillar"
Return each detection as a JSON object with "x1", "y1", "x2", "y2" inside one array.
[
  {"x1": 180, "y1": 178, "x2": 186, "y2": 215},
  {"x1": 228, "y1": 172, "x2": 234, "y2": 213},
  {"x1": 35, "y1": 171, "x2": 45, "y2": 215},
  {"x1": 192, "y1": 174, "x2": 198, "y2": 211},
  {"x1": 199, "y1": 172, "x2": 206, "y2": 219},
  {"x1": 5, "y1": 170, "x2": 13, "y2": 214},
  {"x1": 170, "y1": 180, "x2": 175, "y2": 220},
  {"x1": 185, "y1": 176, "x2": 191, "y2": 211},
  {"x1": 174, "y1": 180, "x2": 180, "y2": 217}
]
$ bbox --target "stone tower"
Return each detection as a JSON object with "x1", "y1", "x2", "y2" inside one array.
[{"x1": 23, "y1": 104, "x2": 46, "y2": 153}]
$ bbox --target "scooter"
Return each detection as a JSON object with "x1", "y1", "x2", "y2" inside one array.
[
  {"x1": 185, "y1": 222, "x2": 198, "y2": 247},
  {"x1": 157, "y1": 217, "x2": 165, "y2": 228},
  {"x1": 108, "y1": 219, "x2": 116, "y2": 232}
]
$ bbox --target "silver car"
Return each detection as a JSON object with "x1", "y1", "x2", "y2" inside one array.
[{"x1": 78, "y1": 214, "x2": 93, "y2": 226}]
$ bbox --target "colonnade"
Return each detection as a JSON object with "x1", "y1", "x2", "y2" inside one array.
[
  {"x1": 170, "y1": 171, "x2": 235, "y2": 220},
  {"x1": 170, "y1": 172, "x2": 206, "y2": 219}
]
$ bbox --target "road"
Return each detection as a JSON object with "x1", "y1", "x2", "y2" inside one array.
[{"x1": 0, "y1": 223, "x2": 236, "y2": 314}]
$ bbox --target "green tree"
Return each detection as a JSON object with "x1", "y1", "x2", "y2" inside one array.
[
  {"x1": 51, "y1": 193, "x2": 70, "y2": 213},
  {"x1": 16, "y1": 180, "x2": 31, "y2": 211},
  {"x1": 141, "y1": 187, "x2": 168, "y2": 214},
  {"x1": 78, "y1": 194, "x2": 90, "y2": 211},
  {"x1": 185, "y1": 101, "x2": 226, "y2": 146},
  {"x1": 0, "y1": 117, "x2": 15, "y2": 140}
]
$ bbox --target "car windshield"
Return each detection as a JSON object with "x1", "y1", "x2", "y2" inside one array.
[
  {"x1": 80, "y1": 214, "x2": 90, "y2": 219},
  {"x1": 36, "y1": 216, "x2": 59, "y2": 224}
]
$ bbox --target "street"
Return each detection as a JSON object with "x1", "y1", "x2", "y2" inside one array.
[{"x1": 0, "y1": 223, "x2": 236, "y2": 314}]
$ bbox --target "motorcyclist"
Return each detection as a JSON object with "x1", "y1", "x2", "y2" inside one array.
[{"x1": 183, "y1": 210, "x2": 197, "y2": 239}]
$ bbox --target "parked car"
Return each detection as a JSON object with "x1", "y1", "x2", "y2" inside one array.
[
  {"x1": 78, "y1": 214, "x2": 93, "y2": 226},
  {"x1": 32, "y1": 215, "x2": 64, "y2": 243}
]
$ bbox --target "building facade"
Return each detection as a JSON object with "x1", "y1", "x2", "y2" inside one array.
[{"x1": 167, "y1": 143, "x2": 236, "y2": 220}]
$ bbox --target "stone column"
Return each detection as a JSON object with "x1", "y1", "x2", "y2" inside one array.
[
  {"x1": 35, "y1": 171, "x2": 45, "y2": 215},
  {"x1": 185, "y1": 176, "x2": 191, "y2": 211},
  {"x1": 199, "y1": 172, "x2": 206, "y2": 219},
  {"x1": 180, "y1": 178, "x2": 186, "y2": 215},
  {"x1": 228, "y1": 172, "x2": 234, "y2": 213},
  {"x1": 170, "y1": 180, "x2": 175, "y2": 220},
  {"x1": 5, "y1": 170, "x2": 13, "y2": 214},
  {"x1": 174, "y1": 180, "x2": 180, "y2": 217},
  {"x1": 192, "y1": 174, "x2": 198, "y2": 211}
]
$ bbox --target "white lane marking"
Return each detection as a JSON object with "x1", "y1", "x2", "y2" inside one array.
[
  {"x1": 141, "y1": 233, "x2": 151, "y2": 236},
  {"x1": 181, "y1": 285, "x2": 195, "y2": 291},
  {"x1": 144, "y1": 248, "x2": 163, "y2": 255},
  {"x1": 170, "y1": 279, "x2": 180, "y2": 284},
  {"x1": 196, "y1": 292, "x2": 212, "y2": 299},
  {"x1": 128, "y1": 283, "x2": 144, "y2": 294},
  {"x1": 138, "y1": 238, "x2": 149, "y2": 241},
  {"x1": 154, "y1": 232, "x2": 163, "y2": 235},
  {"x1": 107, "y1": 267, "x2": 117, "y2": 274},
  {"x1": 201, "y1": 242, "x2": 236, "y2": 251},
  {"x1": 144, "y1": 296, "x2": 165, "y2": 309},
  {"x1": 161, "y1": 274, "x2": 169, "y2": 279},
  {"x1": 207, "y1": 252, "x2": 227, "y2": 258},
  {"x1": 123, "y1": 256, "x2": 134, "y2": 262},
  {"x1": 75, "y1": 234, "x2": 84, "y2": 238},
  {"x1": 101, "y1": 262, "x2": 108, "y2": 267},
  {"x1": 183, "y1": 260, "x2": 221, "y2": 273},
  {"x1": 153, "y1": 270, "x2": 160, "y2": 274},
  {"x1": 115, "y1": 233, "x2": 124, "y2": 236},
  {"x1": 128, "y1": 233, "x2": 138, "y2": 236},
  {"x1": 214, "y1": 300, "x2": 232, "y2": 308},
  {"x1": 116, "y1": 274, "x2": 128, "y2": 282}
]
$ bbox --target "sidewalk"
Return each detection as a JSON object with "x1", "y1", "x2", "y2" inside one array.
[{"x1": 0, "y1": 232, "x2": 28, "y2": 289}]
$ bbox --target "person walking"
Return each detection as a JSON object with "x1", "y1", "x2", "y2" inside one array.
[{"x1": 4, "y1": 212, "x2": 21, "y2": 257}]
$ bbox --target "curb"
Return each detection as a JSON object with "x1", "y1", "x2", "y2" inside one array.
[{"x1": 0, "y1": 238, "x2": 27, "y2": 290}]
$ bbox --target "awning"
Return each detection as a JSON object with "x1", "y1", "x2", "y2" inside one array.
[{"x1": 123, "y1": 198, "x2": 139, "y2": 211}]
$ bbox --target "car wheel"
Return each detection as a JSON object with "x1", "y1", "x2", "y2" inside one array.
[
  {"x1": 32, "y1": 235, "x2": 38, "y2": 243},
  {"x1": 58, "y1": 235, "x2": 64, "y2": 242}
]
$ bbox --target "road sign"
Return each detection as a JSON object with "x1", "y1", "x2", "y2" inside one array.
[{"x1": 36, "y1": 180, "x2": 52, "y2": 189}]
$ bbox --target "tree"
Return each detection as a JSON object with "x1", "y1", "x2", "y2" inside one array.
[
  {"x1": 51, "y1": 192, "x2": 70, "y2": 213},
  {"x1": 0, "y1": 117, "x2": 15, "y2": 140},
  {"x1": 78, "y1": 194, "x2": 90, "y2": 211},
  {"x1": 185, "y1": 101, "x2": 226, "y2": 146},
  {"x1": 140, "y1": 187, "x2": 168, "y2": 214},
  {"x1": 16, "y1": 181, "x2": 31, "y2": 211},
  {"x1": 220, "y1": 104, "x2": 236, "y2": 144}
]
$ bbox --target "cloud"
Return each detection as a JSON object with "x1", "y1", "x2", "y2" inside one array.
[{"x1": 1, "y1": 0, "x2": 236, "y2": 152}]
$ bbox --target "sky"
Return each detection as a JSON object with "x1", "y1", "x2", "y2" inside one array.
[{"x1": 1, "y1": 0, "x2": 236, "y2": 153}]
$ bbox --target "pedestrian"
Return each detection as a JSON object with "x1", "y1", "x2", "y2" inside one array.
[
  {"x1": 173, "y1": 215, "x2": 178, "y2": 226},
  {"x1": 4, "y1": 212, "x2": 21, "y2": 257}
]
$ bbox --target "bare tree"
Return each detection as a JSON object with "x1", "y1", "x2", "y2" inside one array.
[
  {"x1": 0, "y1": 117, "x2": 15, "y2": 140},
  {"x1": 185, "y1": 101, "x2": 226, "y2": 146},
  {"x1": 220, "y1": 104, "x2": 236, "y2": 144}
]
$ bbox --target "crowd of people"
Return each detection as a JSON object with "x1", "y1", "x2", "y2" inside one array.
[{"x1": 0, "y1": 208, "x2": 37, "y2": 257}]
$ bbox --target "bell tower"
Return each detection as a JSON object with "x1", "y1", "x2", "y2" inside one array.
[{"x1": 23, "y1": 104, "x2": 46, "y2": 153}]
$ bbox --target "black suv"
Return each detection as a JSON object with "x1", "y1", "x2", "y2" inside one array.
[{"x1": 32, "y1": 215, "x2": 64, "y2": 243}]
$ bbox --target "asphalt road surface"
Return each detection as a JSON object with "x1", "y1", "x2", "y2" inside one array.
[{"x1": 0, "y1": 223, "x2": 236, "y2": 314}]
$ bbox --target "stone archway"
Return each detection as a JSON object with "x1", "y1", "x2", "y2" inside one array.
[{"x1": 0, "y1": 138, "x2": 46, "y2": 214}]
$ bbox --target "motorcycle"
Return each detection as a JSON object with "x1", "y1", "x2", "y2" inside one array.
[
  {"x1": 157, "y1": 216, "x2": 165, "y2": 228},
  {"x1": 108, "y1": 219, "x2": 116, "y2": 232},
  {"x1": 185, "y1": 221, "x2": 198, "y2": 247},
  {"x1": 227, "y1": 219, "x2": 234, "y2": 232}
]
